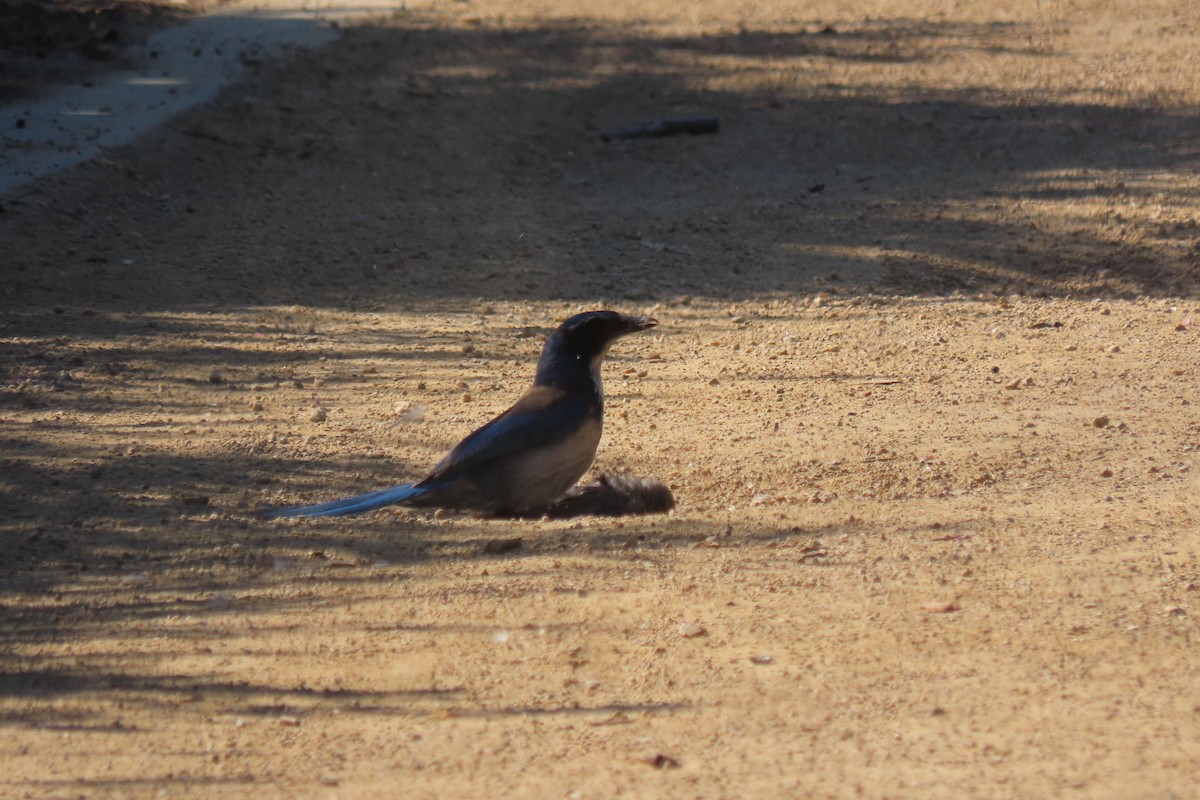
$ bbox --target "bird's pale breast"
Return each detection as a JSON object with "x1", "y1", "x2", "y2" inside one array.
[{"x1": 498, "y1": 414, "x2": 603, "y2": 512}]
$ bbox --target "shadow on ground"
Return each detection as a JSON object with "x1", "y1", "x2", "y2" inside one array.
[
  {"x1": 2, "y1": 10, "x2": 1197, "y2": 707},
  {"x1": 2, "y1": 12, "x2": 1197, "y2": 321}
]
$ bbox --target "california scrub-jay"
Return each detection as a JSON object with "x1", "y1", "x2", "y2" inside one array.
[{"x1": 265, "y1": 310, "x2": 657, "y2": 519}]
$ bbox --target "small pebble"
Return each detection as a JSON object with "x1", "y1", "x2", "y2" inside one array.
[
  {"x1": 209, "y1": 371, "x2": 224, "y2": 384},
  {"x1": 1106, "y1": 345, "x2": 1121, "y2": 353},
  {"x1": 1004, "y1": 378, "x2": 1022, "y2": 390},
  {"x1": 678, "y1": 622, "x2": 706, "y2": 638},
  {"x1": 310, "y1": 408, "x2": 327, "y2": 422},
  {"x1": 635, "y1": 752, "x2": 681, "y2": 769},
  {"x1": 1092, "y1": 416, "x2": 1109, "y2": 428},
  {"x1": 1100, "y1": 468, "x2": 1114, "y2": 478},
  {"x1": 921, "y1": 601, "x2": 959, "y2": 613}
]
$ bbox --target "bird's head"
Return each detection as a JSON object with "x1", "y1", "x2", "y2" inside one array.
[
  {"x1": 557, "y1": 310, "x2": 657, "y2": 357},
  {"x1": 535, "y1": 310, "x2": 657, "y2": 393}
]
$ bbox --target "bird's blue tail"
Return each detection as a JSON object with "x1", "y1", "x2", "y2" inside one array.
[{"x1": 264, "y1": 483, "x2": 424, "y2": 519}]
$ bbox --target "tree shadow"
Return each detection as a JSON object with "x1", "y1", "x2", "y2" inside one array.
[
  {"x1": 2, "y1": 12, "x2": 1197, "y2": 318},
  {"x1": 1, "y1": 9, "x2": 1196, "y2": 717},
  {"x1": 0, "y1": 0, "x2": 196, "y2": 103}
]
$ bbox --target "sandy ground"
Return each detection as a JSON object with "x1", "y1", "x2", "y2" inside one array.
[{"x1": 2, "y1": 0, "x2": 1200, "y2": 797}]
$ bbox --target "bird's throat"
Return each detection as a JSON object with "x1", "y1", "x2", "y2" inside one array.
[{"x1": 589, "y1": 352, "x2": 605, "y2": 406}]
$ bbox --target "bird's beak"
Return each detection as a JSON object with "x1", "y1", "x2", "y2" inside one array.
[{"x1": 629, "y1": 315, "x2": 658, "y2": 332}]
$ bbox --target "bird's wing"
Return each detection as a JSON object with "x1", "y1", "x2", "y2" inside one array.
[{"x1": 423, "y1": 386, "x2": 594, "y2": 483}]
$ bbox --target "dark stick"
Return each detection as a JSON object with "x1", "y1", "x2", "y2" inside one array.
[{"x1": 601, "y1": 116, "x2": 720, "y2": 142}]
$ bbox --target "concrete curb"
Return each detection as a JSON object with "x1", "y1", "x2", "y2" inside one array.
[{"x1": 0, "y1": 1, "x2": 399, "y2": 194}]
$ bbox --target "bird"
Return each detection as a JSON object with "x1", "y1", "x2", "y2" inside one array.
[{"x1": 264, "y1": 310, "x2": 658, "y2": 519}]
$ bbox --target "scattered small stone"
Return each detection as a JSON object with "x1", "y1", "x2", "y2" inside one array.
[
  {"x1": 310, "y1": 408, "x2": 327, "y2": 422},
  {"x1": 279, "y1": 716, "x2": 301, "y2": 727},
  {"x1": 678, "y1": 622, "x2": 706, "y2": 638},
  {"x1": 1100, "y1": 468, "x2": 1114, "y2": 478},
  {"x1": 461, "y1": 392, "x2": 473, "y2": 402},
  {"x1": 708, "y1": 377, "x2": 720, "y2": 386},
  {"x1": 1175, "y1": 323, "x2": 1188, "y2": 332},
  {"x1": 921, "y1": 600, "x2": 959, "y2": 613},
  {"x1": 209, "y1": 370, "x2": 224, "y2": 384},
  {"x1": 1106, "y1": 345, "x2": 1121, "y2": 353},
  {"x1": 635, "y1": 752, "x2": 681, "y2": 769},
  {"x1": 251, "y1": 400, "x2": 264, "y2": 412},
  {"x1": 1092, "y1": 416, "x2": 1110, "y2": 428},
  {"x1": 1004, "y1": 378, "x2": 1022, "y2": 390},
  {"x1": 798, "y1": 545, "x2": 828, "y2": 562},
  {"x1": 749, "y1": 654, "x2": 774, "y2": 665}
]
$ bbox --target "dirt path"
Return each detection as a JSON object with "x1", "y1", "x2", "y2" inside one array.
[{"x1": 2, "y1": 0, "x2": 1199, "y2": 797}]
